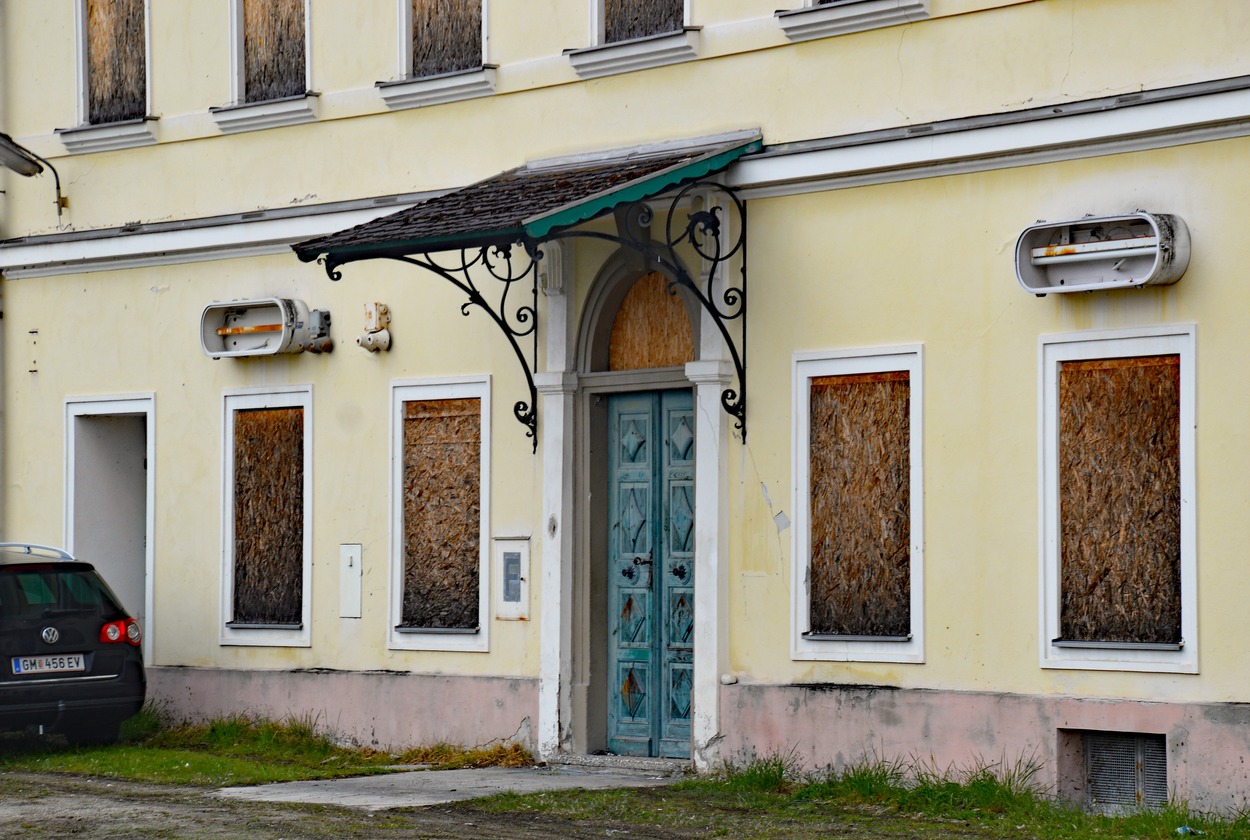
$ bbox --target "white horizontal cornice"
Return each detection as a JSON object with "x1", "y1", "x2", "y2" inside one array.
[
  {"x1": 0, "y1": 197, "x2": 433, "y2": 279},
  {"x1": 5, "y1": 77, "x2": 1250, "y2": 279},
  {"x1": 730, "y1": 78, "x2": 1250, "y2": 198}
]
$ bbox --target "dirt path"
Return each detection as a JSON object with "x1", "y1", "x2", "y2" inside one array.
[{"x1": 0, "y1": 771, "x2": 693, "y2": 839}]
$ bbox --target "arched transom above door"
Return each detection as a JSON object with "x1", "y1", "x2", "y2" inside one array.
[{"x1": 608, "y1": 272, "x2": 696, "y2": 371}]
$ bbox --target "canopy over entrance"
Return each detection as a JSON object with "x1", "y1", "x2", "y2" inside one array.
[{"x1": 294, "y1": 132, "x2": 762, "y2": 448}]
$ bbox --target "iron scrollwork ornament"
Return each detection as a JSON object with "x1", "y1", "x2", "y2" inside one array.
[
  {"x1": 542, "y1": 179, "x2": 749, "y2": 440},
  {"x1": 322, "y1": 243, "x2": 540, "y2": 451}
]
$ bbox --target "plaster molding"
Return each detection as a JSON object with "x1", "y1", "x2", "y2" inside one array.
[
  {"x1": 377, "y1": 66, "x2": 498, "y2": 110},
  {"x1": 56, "y1": 119, "x2": 159, "y2": 154},
  {"x1": 566, "y1": 28, "x2": 700, "y2": 80},
  {"x1": 776, "y1": 0, "x2": 929, "y2": 43},
  {"x1": 210, "y1": 94, "x2": 319, "y2": 135}
]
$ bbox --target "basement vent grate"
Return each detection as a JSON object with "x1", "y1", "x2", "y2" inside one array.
[{"x1": 1086, "y1": 731, "x2": 1167, "y2": 812}]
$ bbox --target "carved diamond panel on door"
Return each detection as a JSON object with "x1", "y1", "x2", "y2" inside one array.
[{"x1": 608, "y1": 390, "x2": 694, "y2": 758}]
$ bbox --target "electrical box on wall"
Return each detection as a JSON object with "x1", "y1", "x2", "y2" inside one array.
[
  {"x1": 1015, "y1": 212, "x2": 1190, "y2": 296},
  {"x1": 200, "y1": 297, "x2": 332, "y2": 358},
  {"x1": 494, "y1": 538, "x2": 529, "y2": 621}
]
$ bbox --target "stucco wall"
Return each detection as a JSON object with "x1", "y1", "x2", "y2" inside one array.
[
  {"x1": 148, "y1": 666, "x2": 537, "y2": 750},
  {"x1": 720, "y1": 683, "x2": 1250, "y2": 814}
]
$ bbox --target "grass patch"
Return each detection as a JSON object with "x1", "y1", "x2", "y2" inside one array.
[
  {"x1": 470, "y1": 754, "x2": 1250, "y2": 839},
  {"x1": 0, "y1": 705, "x2": 533, "y2": 787}
]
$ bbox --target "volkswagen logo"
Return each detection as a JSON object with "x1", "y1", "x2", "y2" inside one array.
[{"x1": 41, "y1": 627, "x2": 59, "y2": 644}]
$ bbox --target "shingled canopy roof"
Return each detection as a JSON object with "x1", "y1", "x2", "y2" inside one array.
[{"x1": 293, "y1": 134, "x2": 762, "y2": 264}]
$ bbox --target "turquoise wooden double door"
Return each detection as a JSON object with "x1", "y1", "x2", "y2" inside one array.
[{"x1": 607, "y1": 389, "x2": 695, "y2": 758}]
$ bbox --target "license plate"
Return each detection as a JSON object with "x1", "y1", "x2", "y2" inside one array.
[{"x1": 12, "y1": 654, "x2": 85, "y2": 675}]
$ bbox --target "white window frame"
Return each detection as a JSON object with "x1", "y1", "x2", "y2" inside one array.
[
  {"x1": 380, "y1": 0, "x2": 496, "y2": 109},
  {"x1": 389, "y1": 376, "x2": 491, "y2": 653},
  {"x1": 1039, "y1": 325, "x2": 1197, "y2": 673},
  {"x1": 61, "y1": 0, "x2": 157, "y2": 153},
  {"x1": 791, "y1": 345, "x2": 924, "y2": 664},
  {"x1": 74, "y1": 0, "x2": 153, "y2": 124},
  {"x1": 397, "y1": 0, "x2": 490, "y2": 76},
  {"x1": 220, "y1": 386, "x2": 313, "y2": 648},
  {"x1": 228, "y1": 0, "x2": 313, "y2": 104},
  {"x1": 588, "y1": 0, "x2": 690, "y2": 46}
]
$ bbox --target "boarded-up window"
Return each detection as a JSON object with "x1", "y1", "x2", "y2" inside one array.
[
  {"x1": 401, "y1": 398, "x2": 481, "y2": 629},
  {"x1": 86, "y1": 0, "x2": 146, "y2": 124},
  {"x1": 808, "y1": 371, "x2": 910, "y2": 637},
  {"x1": 243, "y1": 0, "x2": 307, "y2": 103},
  {"x1": 232, "y1": 407, "x2": 304, "y2": 625},
  {"x1": 605, "y1": 0, "x2": 682, "y2": 43},
  {"x1": 412, "y1": 0, "x2": 482, "y2": 78},
  {"x1": 1058, "y1": 356, "x2": 1181, "y2": 644}
]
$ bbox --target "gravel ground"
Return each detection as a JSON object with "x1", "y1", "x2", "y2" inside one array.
[{"x1": 0, "y1": 771, "x2": 693, "y2": 839}]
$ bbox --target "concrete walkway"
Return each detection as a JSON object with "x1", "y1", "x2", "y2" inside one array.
[{"x1": 216, "y1": 760, "x2": 684, "y2": 811}]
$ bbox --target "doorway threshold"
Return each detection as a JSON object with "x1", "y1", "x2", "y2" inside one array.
[{"x1": 545, "y1": 753, "x2": 691, "y2": 777}]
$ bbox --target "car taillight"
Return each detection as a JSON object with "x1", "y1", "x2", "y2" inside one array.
[{"x1": 100, "y1": 618, "x2": 142, "y2": 647}]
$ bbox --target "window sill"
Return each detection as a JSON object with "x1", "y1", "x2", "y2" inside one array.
[
  {"x1": 210, "y1": 93, "x2": 319, "y2": 135},
  {"x1": 377, "y1": 66, "x2": 497, "y2": 110},
  {"x1": 776, "y1": 0, "x2": 930, "y2": 43},
  {"x1": 566, "y1": 27, "x2": 701, "y2": 80},
  {"x1": 56, "y1": 118, "x2": 158, "y2": 154},
  {"x1": 793, "y1": 635, "x2": 923, "y2": 664},
  {"x1": 394, "y1": 625, "x2": 479, "y2": 635},
  {"x1": 220, "y1": 623, "x2": 310, "y2": 648}
]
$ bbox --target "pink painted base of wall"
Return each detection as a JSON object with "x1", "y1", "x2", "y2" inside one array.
[
  {"x1": 720, "y1": 683, "x2": 1250, "y2": 814},
  {"x1": 148, "y1": 666, "x2": 537, "y2": 751}
]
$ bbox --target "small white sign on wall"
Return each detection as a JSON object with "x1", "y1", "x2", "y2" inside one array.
[{"x1": 494, "y1": 538, "x2": 529, "y2": 621}]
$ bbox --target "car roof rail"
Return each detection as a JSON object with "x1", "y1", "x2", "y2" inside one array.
[{"x1": 0, "y1": 543, "x2": 75, "y2": 561}]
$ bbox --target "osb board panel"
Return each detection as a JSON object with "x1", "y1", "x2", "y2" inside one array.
[
  {"x1": 609, "y1": 272, "x2": 695, "y2": 371},
  {"x1": 413, "y1": 0, "x2": 482, "y2": 77},
  {"x1": 86, "y1": 0, "x2": 146, "y2": 123},
  {"x1": 605, "y1": 0, "x2": 682, "y2": 43},
  {"x1": 402, "y1": 398, "x2": 481, "y2": 629},
  {"x1": 1059, "y1": 355, "x2": 1181, "y2": 644},
  {"x1": 808, "y1": 372, "x2": 910, "y2": 636},
  {"x1": 233, "y1": 408, "x2": 304, "y2": 625},
  {"x1": 243, "y1": 0, "x2": 306, "y2": 103}
]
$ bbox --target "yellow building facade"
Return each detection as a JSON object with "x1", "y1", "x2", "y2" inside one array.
[{"x1": 3, "y1": 0, "x2": 1250, "y2": 812}]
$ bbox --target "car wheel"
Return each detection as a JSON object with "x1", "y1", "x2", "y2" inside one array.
[{"x1": 64, "y1": 720, "x2": 121, "y2": 747}]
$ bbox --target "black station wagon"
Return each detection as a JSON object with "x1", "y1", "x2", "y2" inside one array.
[{"x1": 0, "y1": 543, "x2": 145, "y2": 745}]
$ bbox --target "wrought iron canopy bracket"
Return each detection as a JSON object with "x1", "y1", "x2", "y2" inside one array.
[
  {"x1": 321, "y1": 242, "x2": 540, "y2": 452},
  {"x1": 537, "y1": 179, "x2": 749, "y2": 442},
  {"x1": 316, "y1": 177, "x2": 748, "y2": 449}
]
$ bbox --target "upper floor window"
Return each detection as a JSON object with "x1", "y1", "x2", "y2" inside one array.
[
  {"x1": 411, "y1": 0, "x2": 483, "y2": 77},
  {"x1": 79, "y1": 0, "x2": 148, "y2": 124},
  {"x1": 569, "y1": 0, "x2": 698, "y2": 79},
  {"x1": 602, "y1": 0, "x2": 682, "y2": 43},
  {"x1": 233, "y1": 0, "x2": 309, "y2": 104}
]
